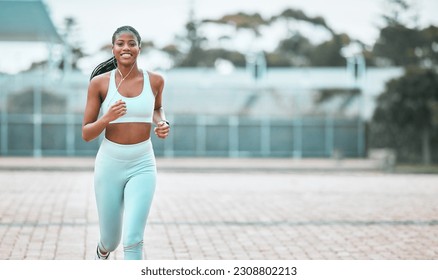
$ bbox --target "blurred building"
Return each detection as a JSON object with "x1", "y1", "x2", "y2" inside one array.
[
  {"x1": 0, "y1": 0, "x2": 63, "y2": 74},
  {"x1": 0, "y1": 0, "x2": 405, "y2": 158},
  {"x1": 0, "y1": 0, "x2": 61, "y2": 43},
  {"x1": 0, "y1": 65, "x2": 403, "y2": 158}
]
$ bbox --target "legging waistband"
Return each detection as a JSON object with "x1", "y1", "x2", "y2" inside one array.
[{"x1": 98, "y1": 137, "x2": 153, "y2": 161}]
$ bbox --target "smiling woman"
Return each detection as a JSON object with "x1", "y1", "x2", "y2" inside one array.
[{"x1": 82, "y1": 26, "x2": 170, "y2": 260}]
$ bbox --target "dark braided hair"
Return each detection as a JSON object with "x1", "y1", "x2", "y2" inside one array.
[{"x1": 89, "y1": 26, "x2": 142, "y2": 80}]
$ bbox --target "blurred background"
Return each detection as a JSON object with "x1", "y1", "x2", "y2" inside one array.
[{"x1": 0, "y1": 0, "x2": 437, "y2": 166}]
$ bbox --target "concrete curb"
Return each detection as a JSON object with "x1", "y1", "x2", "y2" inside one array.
[{"x1": 0, "y1": 157, "x2": 383, "y2": 173}]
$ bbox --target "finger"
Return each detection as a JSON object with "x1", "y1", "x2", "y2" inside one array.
[
  {"x1": 113, "y1": 103, "x2": 126, "y2": 109},
  {"x1": 111, "y1": 106, "x2": 125, "y2": 113},
  {"x1": 112, "y1": 100, "x2": 126, "y2": 107},
  {"x1": 157, "y1": 125, "x2": 170, "y2": 130},
  {"x1": 115, "y1": 105, "x2": 126, "y2": 112},
  {"x1": 155, "y1": 130, "x2": 166, "y2": 138},
  {"x1": 116, "y1": 109, "x2": 126, "y2": 116},
  {"x1": 113, "y1": 106, "x2": 127, "y2": 114}
]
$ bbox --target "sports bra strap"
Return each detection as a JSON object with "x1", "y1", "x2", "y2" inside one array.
[{"x1": 104, "y1": 69, "x2": 118, "y2": 106}]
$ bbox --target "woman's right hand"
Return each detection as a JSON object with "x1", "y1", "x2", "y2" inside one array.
[{"x1": 104, "y1": 100, "x2": 126, "y2": 123}]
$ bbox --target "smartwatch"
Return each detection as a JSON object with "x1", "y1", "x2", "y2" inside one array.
[{"x1": 160, "y1": 120, "x2": 170, "y2": 126}]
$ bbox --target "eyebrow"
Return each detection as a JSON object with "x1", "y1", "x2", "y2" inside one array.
[
  {"x1": 115, "y1": 39, "x2": 138, "y2": 44},
  {"x1": 116, "y1": 39, "x2": 137, "y2": 42}
]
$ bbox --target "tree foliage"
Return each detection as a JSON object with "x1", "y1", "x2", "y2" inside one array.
[
  {"x1": 373, "y1": 25, "x2": 425, "y2": 66},
  {"x1": 308, "y1": 34, "x2": 350, "y2": 66},
  {"x1": 369, "y1": 0, "x2": 438, "y2": 164},
  {"x1": 187, "y1": 8, "x2": 349, "y2": 67},
  {"x1": 373, "y1": 68, "x2": 438, "y2": 129},
  {"x1": 418, "y1": 25, "x2": 438, "y2": 67},
  {"x1": 270, "y1": 8, "x2": 335, "y2": 34},
  {"x1": 202, "y1": 12, "x2": 268, "y2": 36},
  {"x1": 275, "y1": 33, "x2": 313, "y2": 66},
  {"x1": 370, "y1": 68, "x2": 438, "y2": 163}
]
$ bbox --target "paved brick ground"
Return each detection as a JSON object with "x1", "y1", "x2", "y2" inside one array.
[{"x1": 0, "y1": 158, "x2": 438, "y2": 260}]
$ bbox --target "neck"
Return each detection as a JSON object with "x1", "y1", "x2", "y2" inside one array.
[
  {"x1": 117, "y1": 62, "x2": 138, "y2": 79},
  {"x1": 115, "y1": 62, "x2": 138, "y2": 91},
  {"x1": 117, "y1": 62, "x2": 137, "y2": 77}
]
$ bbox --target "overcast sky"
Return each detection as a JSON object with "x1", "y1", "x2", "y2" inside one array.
[
  {"x1": 44, "y1": 0, "x2": 438, "y2": 52},
  {"x1": 1, "y1": 0, "x2": 437, "y2": 73}
]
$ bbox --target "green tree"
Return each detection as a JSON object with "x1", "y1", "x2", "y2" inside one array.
[
  {"x1": 267, "y1": 8, "x2": 339, "y2": 67},
  {"x1": 270, "y1": 8, "x2": 334, "y2": 35},
  {"x1": 381, "y1": 0, "x2": 412, "y2": 27},
  {"x1": 177, "y1": 18, "x2": 206, "y2": 67},
  {"x1": 418, "y1": 26, "x2": 438, "y2": 67},
  {"x1": 59, "y1": 17, "x2": 85, "y2": 71},
  {"x1": 309, "y1": 34, "x2": 350, "y2": 66},
  {"x1": 202, "y1": 12, "x2": 268, "y2": 36},
  {"x1": 371, "y1": 0, "x2": 432, "y2": 67},
  {"x1": 370, "y1": 0, "x2": 438, "y2": 164},
  {"x1": 373, "y1": 25, "x2": 424, "y2": 66},
  {"x1": 274, "y1": 33, "x2": 313, "y2": 66},
  {"x1": 370, "y1": 68, "x2": 438, "y2": 164}
]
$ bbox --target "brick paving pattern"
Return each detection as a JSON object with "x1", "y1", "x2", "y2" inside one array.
[{"x1": 0, "y1": 158, "x2": 437, "y2": 260}]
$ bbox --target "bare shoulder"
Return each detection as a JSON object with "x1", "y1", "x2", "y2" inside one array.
[
  {"x1": 146, "y1": 71, "x2": 165, "y2": 94},
  {"x1": 147, "y1": 71, "x2": 164, "y2": 83},
  {"x1": 88, "y1": 72, "x2": 111, "y2": 97},
  {"x1": 89, "y1": 71, "x2": 110, "y2": 88}
]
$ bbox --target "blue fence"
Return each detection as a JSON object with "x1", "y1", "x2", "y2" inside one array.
[{"x1": 0, "y1": 68, "x2": 391, "y2": 158}]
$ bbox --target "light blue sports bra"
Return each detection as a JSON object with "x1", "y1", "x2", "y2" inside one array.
[{"x1": 102, "y1": 69, "x2": 155, "y2": 124}]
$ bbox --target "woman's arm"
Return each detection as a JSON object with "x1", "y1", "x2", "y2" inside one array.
[
  {"x1": 150, "y1": 73, "x2": 170, "y2": 139},
  {"x1": 153, "y1": 107, "x2": 167, "y2": 126},
  {"x1": 82, "y1": 76, "x2": 126, "y2": 142}
]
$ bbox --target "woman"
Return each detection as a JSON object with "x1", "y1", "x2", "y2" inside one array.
[{"x1": 82, "y1": 26, "x2": 170, "y2": 260}]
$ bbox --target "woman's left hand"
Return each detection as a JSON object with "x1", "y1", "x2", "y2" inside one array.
[{"x1": 154, "y1": 121, "x2": 170, "y2": 139}]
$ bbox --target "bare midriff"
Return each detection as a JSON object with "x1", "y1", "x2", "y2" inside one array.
[{"x1": 105, "y1": 123, "x2": 152, "y2": 144}]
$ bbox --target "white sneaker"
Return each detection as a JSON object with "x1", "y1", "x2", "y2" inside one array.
[{"x1": 95, "y1": 245, "x2": 110, "y2": 260}]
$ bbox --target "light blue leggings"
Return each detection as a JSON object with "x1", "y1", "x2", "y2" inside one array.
[{"x1": 94, "y1": 137, "x2": 156, "y2": 260}]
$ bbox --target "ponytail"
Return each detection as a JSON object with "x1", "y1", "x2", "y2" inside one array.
[{"x1": 89, "y1": 56, "x2": 117, "y2": 80}]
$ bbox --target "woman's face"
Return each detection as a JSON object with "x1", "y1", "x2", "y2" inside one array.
[{"x1": 112, "y1": 31, "x2": 140, "y2": 65}]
